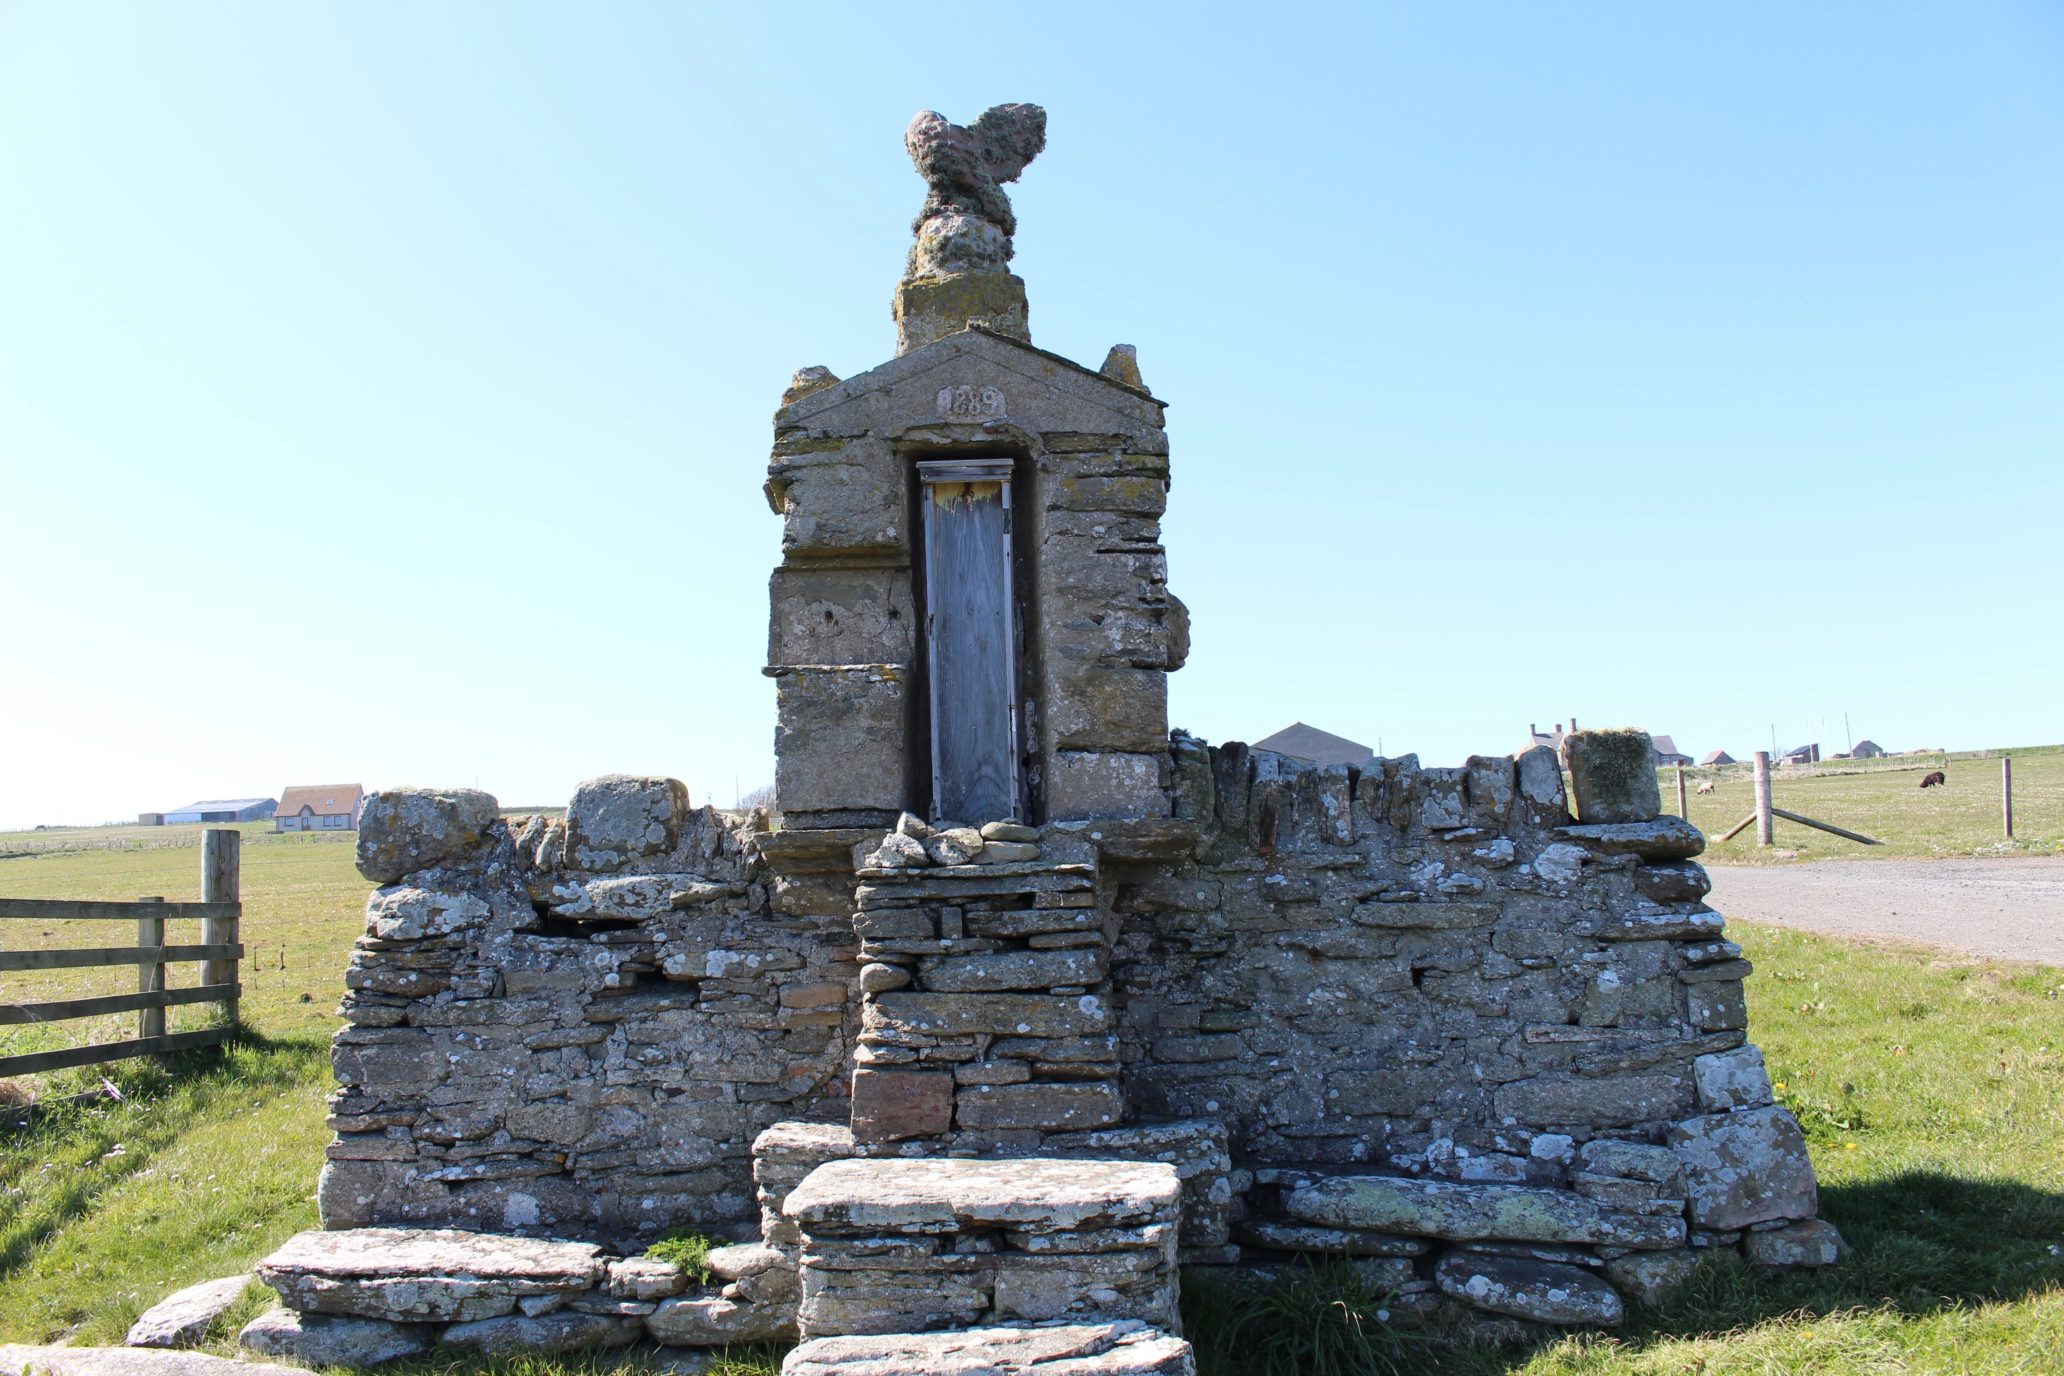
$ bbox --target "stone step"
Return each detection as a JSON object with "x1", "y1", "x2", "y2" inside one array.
[
  {"x1": 1, "y1": 1347, "x2": 300, "y2": 1376},
  {"x1": 781, "y1": 1320, "x2": 1194, "y2": 1375},
  {"x1": 785, "y1": 1157, "x2": 1180, "y2": 1237},
  {"x1": 254, "y1": 1228, "x2": 604, "y2": 1322}
]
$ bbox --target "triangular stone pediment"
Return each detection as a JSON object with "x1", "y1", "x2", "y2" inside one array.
[{"x1": 777, "y1": 327, "x2": 1165, "y2": 440}]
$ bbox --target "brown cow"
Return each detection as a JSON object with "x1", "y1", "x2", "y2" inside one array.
[{"x1": 1920, "y1": 771, "x2": 1947, "y2": 789}]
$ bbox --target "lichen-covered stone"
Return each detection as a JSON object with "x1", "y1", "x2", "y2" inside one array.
[
  {"x1": 125, "y1": 1276, "x2": 251, "y2": 1350},
  {"x1": 1435, "y1": 1250, "x2": 1624, "y2": 1326},
  {"x1": 785, "y1": 1158, "x2": 1180, "y2": 1236},
  {"x1": 645, "y1": 1295, "x2": 797, "y2": 1346},
  {"x1": 1693, "y1": 1046, "x2": 1775, "y2": 1112},
  {"x1": 1566, "y1": 730, "x2": 1662, "y2": 824},
  {"x1": 356, "y1": 788, "x2": 499, "y2": 884},
  {"x1": 565, "y1": 775, "x2": 690, "y2": 868},
  {"x1": 1668, "y1": 1107, "x2": 1818, "y2": 1230},
  {"x1": 236, "y1": 1309, "x2": 433, "y2": 1367},
  {"x1": 438, "y1": 1312, "x2": 640, "y2": 1357},
  {"x1": 781, "y1": 1321, "x2": 1194, "y2": 1376},
  {"x1": 1602, "y1": 1248, "x2": 1703, "y2": 1307},
  {"x1": 254, "y1": 1229, "x2": 602, "y2": 1322},
  {"x1": 1743, "y1": 1217, "x2": 1844, "y2": 1268},
  {"x1": 1283, "y1": 1176, "x2": 1683, "y2": 1250}
]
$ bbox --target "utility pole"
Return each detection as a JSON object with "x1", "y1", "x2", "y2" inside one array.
[{"x1": 1844, "y1": 712, "x2": 1852, "y2": 755}]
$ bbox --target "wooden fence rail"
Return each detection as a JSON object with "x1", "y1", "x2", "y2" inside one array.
[{"x1": 0, "y1": 829, "x2": 242, "y2": 1079}]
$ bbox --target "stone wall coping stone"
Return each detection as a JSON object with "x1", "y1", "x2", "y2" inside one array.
[
  {"x1": 784, "y1": 1158, "x2": 1181, "y2": 1234},
  {"x1": 780, "y1": 1320, "x2": 1193, "y2": 1376}
]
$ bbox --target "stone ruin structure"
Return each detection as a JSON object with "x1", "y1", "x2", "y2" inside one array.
[{"x1": 241, "y1": 105, "x2": 1841, "y2": 1374}]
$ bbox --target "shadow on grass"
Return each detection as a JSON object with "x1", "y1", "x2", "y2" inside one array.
[
  {"x1": 1189, "y1": 1171, "x2": 2064, "y2": 1376},
  {"x1": 0, "y1": 1030, "x2": 329, "y2": 1283}
]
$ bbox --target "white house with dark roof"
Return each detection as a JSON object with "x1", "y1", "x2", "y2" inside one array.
[
  {"x1": 276, "y1": 783, "x2": 365, "y2": 832},
  {"x1": 1251, "y1": 722, "x2": 1375, "y2": 770}
]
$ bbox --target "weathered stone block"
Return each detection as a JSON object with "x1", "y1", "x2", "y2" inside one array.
[
  {"x1": 254, "y1": 1229, "x2": 602, "y2": 1323},
  {"x1": 781, "y1": 1321, "x2": 1195, "y2": 1376},
  {"x1": 785, "y1": 1158, "x2": 1181, "y2": 1235},
  {"x1": 771, "y1": 441, "x2": 905, "y2": 557},
  {"x1": 956, "y1": 1081, "x2": 1125, "y2": 1132},
  {"x1": 238, "y1": 1308, "x2": 435, "y2": 1367},
  {"x1": 919, "y1": 948, "x2": 1106, "y2": 992},
  {"x1": 1668, "y1": 1106, "x2": 1818, "y2": 1230},
  {"x1": 646, "y1": 1294, "x2": 798, "y2": 1345},
  {"x1": 1693, "y1": 1045, "x2": 1774, "y2": 1112},
  {"x1": 1493, "y1": 1074, "x2": 1696, "y2": 1128},
  {"x1": 1046, "y1": 752, "x2": 1166, "y2": 821},
  {"x1": 1687, "y1": 980, "x2": 1748, "y2": 1031},
  {"x1": 1566, "y1": 730, "x2": 1662, "y2": 824},
  {"x1": 1047, "y1": 667, "x2": 1168, "y2": 755},
  {"x1": 439, "y1": 1312, "x2": 640, "y2": 1357},
  {"x1": 1555, "y1": 817, "x2": 1704, "y2": 861},
  {"x1": 768, "y1": 566, "x2": 916, "y2": 667},
  {"x1": 356, "y1": 788, "x2": 500, "y2": 884},
  {"x1": 564, "y1": 775, "x2": 690, "y2": 869},
  {"x1": 1743, "y1": 1217, "x2": 1844, "y2": 1268},
  {"x1": 1284, "y1": 1176, "x2": 1684, "y2": 1249},
  {"x1": 868, "y1": 992, "x2": 1109, "y2": 1039},
  {"x1": 126, "y1": 1276, "x2": 252, "y2": 1349},
  {"x1": 1632, "y1": 861, "x2": 1712, "y2": 904},
  {"x1": 1602, "y1": 1248, "x2": 1703, "y2": 1307},
  {"x1": 1435, "y1": 1251, "x2": 1623, "y2": 1326},
  {"x1": 850, "y1": 1068, "x2": 954, "y2": 1142},
  {"x1": 772, "y1": 666, "x2": 908, "y2": 817}
]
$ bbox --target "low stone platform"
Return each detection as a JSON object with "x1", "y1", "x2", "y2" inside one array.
[
  {"x1": 0, "y1": 1349, "x2": 298, "y2": 1376},
  {"x1": 781, "y1": 1321, "x2": 1194, "y2": 1376},
  {"x1": 784, "y1": 1157, "x2": 1183, "y2": 1338}
]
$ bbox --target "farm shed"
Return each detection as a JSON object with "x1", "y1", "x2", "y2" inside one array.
[
  {"x1": 1781, "y1": 743, "x2": 1821, "y2": 765},
  {"x1": 1851, "y1": 740, "x2": 1887, "y2": 759},
  {"x1": 162, "y1": 797, "x2": 276, "y2": 824},
  {"x1": 1251, "y1": 721, "x2": 1374, "y2": 769},
  {"x1": 1701, "y1": 750, "x2": 1735, "y2": 766},
  {"x1": 1651, "y1": 734, "x2": 1693, "y2": 766},
  {"x1": 137, "y1": 812, "x2": 165, "y2": 826},
  {"x1": 275, "y1": 783, "x2": 365, "y2": 832}
]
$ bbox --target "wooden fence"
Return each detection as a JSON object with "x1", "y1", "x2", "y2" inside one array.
[{"x1": 0, "y1": 829, "x2": 242, "y2": 1078}]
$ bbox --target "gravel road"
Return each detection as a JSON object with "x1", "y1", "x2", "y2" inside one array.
[{"x1": 1705, "y1": 857, "x2": 2064, "y2": 967}]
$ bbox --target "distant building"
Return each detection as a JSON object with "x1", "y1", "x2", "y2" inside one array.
[
  {"x1": 276, "y1": 783, "x2": 365, "y2": 832},
  {"x1": 137, "y1": 812, "x2": 166, "y2": 827},
  {"x1": 1851, "y1": 740, "x2": 1886, "y2": 759},
  {"x1": 1700, "y1": 751, "x2": 1735, "y2": 767},
  {"x1": 1525, "y1": 721, "x2": 1575, "y2": 755},
  {"x1": 1251, "y1": 723, "x2": 1375, "y2": 770},
  {"x1": 1651, "y1": 735, "x2": 1693, "y2": 767},
  {"x1": 1780, "y1": 743, "x2": 1820, "y2": 765},
  {"x1": 163, "y1": 797, "x2": 277, "y2": 824}
]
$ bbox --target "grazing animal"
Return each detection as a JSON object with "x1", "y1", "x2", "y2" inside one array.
[
  {"x1": 1695, "y1": 780, "x2": 1715, "y2": 795},
  {"x1": 1920, "y1": 770, "x2": 1947, "y2": 789}
]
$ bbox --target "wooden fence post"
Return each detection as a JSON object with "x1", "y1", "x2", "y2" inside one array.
[
  {"x1": 1675, "y1": 766, "x2": 1688, "y2": 819},
  {"x1": 137, "y1": 897, "x2": 166, "y2": 1040},
  {"x1": 201, "y1": 828, "x2": 241, "y2": 1030},
  {"x1": 1753, "y1": 751, "x2": 1774, "y2": 847},
  {"x1": 2003, "y1": 756, "x2": 2014, "y2": 840}
]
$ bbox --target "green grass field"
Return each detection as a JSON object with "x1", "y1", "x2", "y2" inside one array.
[
  {"x1": 1668, "y1": 747, "x2": 2064, "y2": 866},
  {"x1": 2, "y1": 798, "x2": 2060, "y2": 1372}
]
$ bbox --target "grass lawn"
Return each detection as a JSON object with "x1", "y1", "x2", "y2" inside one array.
[
  {"x1": 3, "y1": 829, "x2": 2061, "y2": 1371},
  {"x1": 1664, "y1": 747, "x2": 2064, "y2": 866}
]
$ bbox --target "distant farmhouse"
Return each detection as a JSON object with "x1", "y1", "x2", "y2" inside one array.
[
  {"x1": 1851, "y1": 740, "x2": 1887, "y2": 759},
  {"x1": 1781, "y1": 743, "x2": 1821, "y2": 765},
  {"x1": 276, "y1": 783, "x2": 366, "y2": 832},
  {"x1": 1251, "y1": 723, "x2": 1374, "y2": 769},
  {"x1": 161, "y1": 797, "x2": 276, "y2": 824},
  {"x1": 1650, "y1": 734, "x2": 1693, "y2": 767},
  {"x1": 1700, "y1": 750, "x2": 1736, "y2": 767}
]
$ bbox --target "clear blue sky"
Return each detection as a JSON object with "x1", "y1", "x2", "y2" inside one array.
[{"x1": 3, "y1": 4, "x2": 2060, "y2": 828}]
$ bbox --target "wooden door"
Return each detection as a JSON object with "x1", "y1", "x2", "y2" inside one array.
[{"x1": 919, "y1": 457, "x2": 1019, "y2": 824}]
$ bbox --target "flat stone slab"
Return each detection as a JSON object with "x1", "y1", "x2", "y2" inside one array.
[
  {"x1": 781, "y1": 1321, "x2": 1194, "y2": 1375},
  {"x1": 785, "y1": 1158, "x2": 1181, "y2": 1236},
  {"x1": 1283, "y1": 1175, "x2": 1685, "y2": 1250},
  {"x1": 0, "y1": 1348, "x2": 301, "y2": 1376},
  {"x1": 255, "y1": 1228, "x2": 603, "y2": 1322},
  {"x1": 125, "y1": 1275, "x2": 251, "y2": 1348},
  {"x1": 1435, "y1": 1251, "x2": 1624, "y2": 1326},
  {"x1": 237, "y1": 1309, "x2": 434, "y2": 1367}
]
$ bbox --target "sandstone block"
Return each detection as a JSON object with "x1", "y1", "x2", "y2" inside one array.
[
  {"x1": 956, "y1": 1081, "x2": 1125, "y2": 1132},
  {"x1": 356, "y1": 788, "x2": 500, "y2": 884},
  {"x1": 439, "y1": 1312, "x2": 640, "y2": 1357},
  {"x1": 780, "y1": 1321, "x2": 1195, "y2": 1376},
  {"x1": 867, "y1": 992, "x2": 1108, "y2": 1039},
  {"x1": 1493, "y1": 1074, "x2": 1696, "y2": 1128},
  {"x1": 1231, "y1": 1220, "x2": 1429, "y2": 1256},
  {"x1": 1576, "y1": 1141, "x2": 1685, "y2": 1189},
  {"x1": 1632, "y1": 861, "x2": 1712, "y2": 903},
  {"x1": 124, "y1": 1276, "x2": 250, "y2": 1350},
  {"x1": 364, "y1": 888, "x2": 491, "y2": 943},
  {"x1": 1513, "y1": 745, "x2": 1569, "y2": 822},
  {"x1": 767, "y1": 566, "x2": 915, "y2": 667},
  {"x1": 772, "y1": 666, "x2": 908, "y2": 817},
  {"x1": 254, "y1": 1229, "x2": 602, "y2": 1323},
  {"x1": 1693, "y1": 1045, "x2": 1774, "y2": 1112},
  {"x1": 918, "y1": 948, "x2": 1106, "y2": 992},
  {"x1": 785, "y1": 1158, "x2": 1180, "y2": 1236},
  {"x1": 646, "y1": 1294, "x2": 797, "y2": 1345},
  {"x1": 1046, "y1": 752, "x2": 1166, "y2": 821},
  {"x1": 851, "y1": 1068, "x2": 954, "y2": 1142},
  {"x1": 566, "y1": 775, "x2": 690, "y2": 869},
  {"x1": 237, "y1": 1308, "x2": 433, "y2": 1367},
  {"x1": 1602, "y1": 1248, "x2": 1703, "y2": 1307},
  {"x1": 1667, "y1": 1106, "x2": 1818, "y2": 1230},
  {"x1": 1554, "y1": 817, "x2": 1704, "y2": 861},
  {"x1": 1283, "y1": 1176, "x2": 1684, "y2": 1250},
  {"x1": 1566, "y1": 730, "x2": 1662, "y2": 824},
  {"x1": 1435, "y1": 1250, "x2": 1624, "y2": 1326},
  {"x1": 1742, "y1": 1218, "x2": 1844, "y2": 1268}
]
